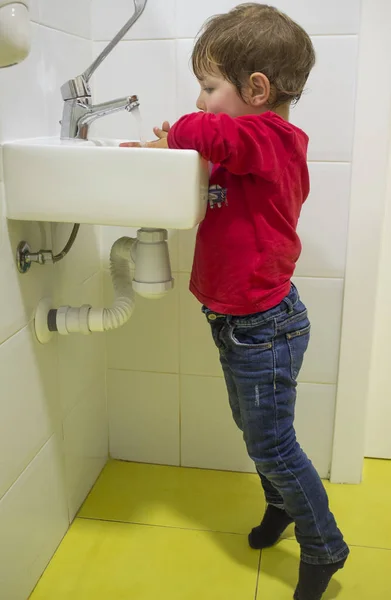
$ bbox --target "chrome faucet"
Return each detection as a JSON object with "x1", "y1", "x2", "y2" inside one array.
[{"x1": 60, "y1": 0, "x2": 147, "y2": 140}]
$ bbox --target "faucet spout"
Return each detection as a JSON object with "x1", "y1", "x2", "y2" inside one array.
[
  {"x1": 60, "y1": 0, "x2": 147, "y2": 139},
  {"x1": 78, "y1": 95, "x2": 139, "y2": 128},
  {"x1": 61, "y1": 95, "x2": 139, "y2": 140}
]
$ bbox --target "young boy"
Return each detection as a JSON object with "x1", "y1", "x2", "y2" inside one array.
[{"x1": 122, "y1": 4, "x2": 349, "y2": 598}]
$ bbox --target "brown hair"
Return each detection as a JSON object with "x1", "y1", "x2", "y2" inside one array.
[{"x1": 192, "y1": 3, "x2": 316, "y2": 107}]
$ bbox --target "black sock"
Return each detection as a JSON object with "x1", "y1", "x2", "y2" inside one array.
[
  {"x1": 294, "y1": 557, "x2": 347, "y2": 600},
  {"x1": 248, "y1": 505, "x2": 294, "y2": 549}
]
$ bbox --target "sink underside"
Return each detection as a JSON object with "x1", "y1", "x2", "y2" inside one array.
[{"x1": 2, "y1": 137, "x2": 209, "y2": 229}]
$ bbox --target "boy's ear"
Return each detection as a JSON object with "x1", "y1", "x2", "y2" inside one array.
[{"x1": 247, "y1": 72, "x2": 271, "y2": 107}]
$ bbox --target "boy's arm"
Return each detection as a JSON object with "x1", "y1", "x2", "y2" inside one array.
[{"x1": 167, "y1": 112, "x2": 292, "y2": 180}]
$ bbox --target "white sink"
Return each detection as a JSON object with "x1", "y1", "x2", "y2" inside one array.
[{"x1": 2, "y1": 137, "x2": 209, "y2": 229}]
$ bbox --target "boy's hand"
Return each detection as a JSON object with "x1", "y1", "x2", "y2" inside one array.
[{"x1": 120, "y1": 121, "x2": 171, "y2": 149}]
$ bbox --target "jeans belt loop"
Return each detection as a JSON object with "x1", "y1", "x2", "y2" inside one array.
[{"x1": 284, "y1": 296, "x2": 294, "y2": 314}]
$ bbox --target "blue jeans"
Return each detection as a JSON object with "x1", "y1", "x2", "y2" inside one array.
[{"x1": 203, "y1": 284, "x2": 349, "y2": 566}]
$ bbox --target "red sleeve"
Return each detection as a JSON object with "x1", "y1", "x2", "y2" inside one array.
[{"x1": 167, "y1": 112, "x2": 300, "y2": 180}]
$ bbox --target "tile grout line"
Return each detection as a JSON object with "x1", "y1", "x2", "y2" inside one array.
[
  {"x1": 345, "y1": 543, "x2": 391, "y2": 553},
  {"x1": 81, "y1": 268, "x2": 102, "y2": 286},
  {"x1": 0, "y1": 435, "x2": 56, "y2": 504},
  {"x1": 0, "y1": 321, "x2": 31, "y2": 349},
  {"x1": 111, "y1": 457, "x2": 257, "y2": 476},
  {"x1": 38, "y1": 22, "x2": 91, "y2": 41},
  {"x1": 93, "y1": 34, "x2": 359, "y2": 43},
  {"x1": 76, "y1": 514, "x2": 391, "y2": 554},
  {"x1": 103, "y1": 267, "x2": 346, "y2": 280},
  {"x1": 106, "y1": 367, "x2": 337, "y2": 387},
  {"x1": 283, "y1": 537, "x2": 391, "y2": 553},
  {"x1": 254, "y1": 550, "x2": 262, "y2": 600},
  {"x1": 177, "y1": 235, "x2": 183, "y2": 466},
  {"x1": 78, "y1": 514, "x2": 248, "y2": 537}
]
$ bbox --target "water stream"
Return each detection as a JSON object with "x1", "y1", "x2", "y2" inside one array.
[{"x1": 131, "y1": 106, "x2": 147, "y2": 146}]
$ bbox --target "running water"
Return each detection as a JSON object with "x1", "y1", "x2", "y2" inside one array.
[{"x1": 131, "y1": 106, "x2": 147, "y2": 146}]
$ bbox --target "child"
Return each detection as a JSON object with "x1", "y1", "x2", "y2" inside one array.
[{"x1": 122, "y1": 4, "x2": 349, "y2": 599}]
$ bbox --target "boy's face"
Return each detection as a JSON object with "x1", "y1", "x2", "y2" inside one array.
[{"x1": 196, "y1": 72, "x2": 256, "y2": 118}]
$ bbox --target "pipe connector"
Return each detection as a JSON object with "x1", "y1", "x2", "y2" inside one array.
[
  {"x1": 133, "y1": 228, "x2": 174, "y2": 299},
  {"x1": 34, "y1": 229, "x2": 174, "y2": 342}
]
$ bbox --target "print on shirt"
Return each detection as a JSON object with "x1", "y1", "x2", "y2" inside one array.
[{"x1": 208, "y1": 184, "x2": 228, "y2": 209}]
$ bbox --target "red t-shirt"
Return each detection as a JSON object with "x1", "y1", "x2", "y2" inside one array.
[{"x1": 168, "y1": 111, "x2": 309, "y2": 316}]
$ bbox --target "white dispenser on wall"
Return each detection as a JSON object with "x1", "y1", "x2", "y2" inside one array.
[{"x1": 0, "y1": 0, "x2": 31, "y2": 67}]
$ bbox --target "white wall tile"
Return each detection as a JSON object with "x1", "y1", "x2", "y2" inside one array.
[
  {"x1": 52, "y1": 223, "x2": 101, "y2": 300},
  {"x1": 176, "y1": 38, "x2": 198, "y2": 118},
  {"x1": 180, "y1": 271, "x2": 338, "y2": 474},
  {"x1": 105, "y1": 269, "x2": 180, "y2": 373},
  {"x1": 0, "y1": 3, "x2": 109, "y2": 595},
  {"x1": 0, "y1": 218, "x2": 53, "y2": 345},
  {"x1": 177, "y1": 224, "x2": 345, "y2": 283},
  {"x1": 276, "y1": 0, "x2": 361, "y2": 35},
  {"x1": 39, "y1": 27, "x2": 92, "y2": 137},
  {"x1": 100, "y1": 225, "x2": 179, "y2": 273},
  {"x1": 181, "y1": 376, "x2": 335, "y2": 476},
  {"x1": 176, "y1": 0, "x2": 361, "y2": 38},
  {"x1": 40, "y1": 0, "x2": 91, "y2": 38},
  {"x1": 178, "y1": 227, "x2": 197, "y2": 273},
  {"x1": 0, "y1": 184, "x2": 3, "y2": 250},
  {"x1": 108, "y1": 370, "x2": 180, "y2": 465},
  {"x1": 0, "y1": 23, "x2": 47, "y2": 142},
  {"x1": 92, "y1": 0, "x2": 176, "y2": 41},
  {"x1": 0, "y1": 436, "x2": 68, "y2": 600},
  {"x1": 30, "y1": 0, "x2": 40, "y2": 22},
  {"x1": 178, "y1": 200, "x2": 350, "y2": 279},
  {"x1": 181, "y1": 374, "x2": 255, "y2": 472},
  {"x1": 292, "y1": 36, "x2": 359, "y2": 162},
  {"x1": 293, "y1": 277, "x2": 344, "y2": 384},
  {"x1": 295, "y1": 383, "x2": 336, "y2": 478},
  {"x1": 0, "y1": 324, "x2": 59, "y2": 500},
  {"x1": 179, "y1": 274, "x2": 344, "y2": 384},
  {"x1": 57, "y1": 272, "x2": 106, "y2": 418},
  {"x1": 63, "y1": 383, "x2": 108, "y2": 520},
  {"x1": 179, "y1": 273, "x2": 222, "y2": 377},
  {"x1": 0, "y1": 149, "x2": 3, "y2": 262},
  {"x1": 91, "y1": 40, "x2": 176, "y2": 141},
  {"x1": 0, "y1": 154, "x2": 5, "y2": 251},
  {"x1": 296, "y1": 162, "x2": 351, "y2": 278}
]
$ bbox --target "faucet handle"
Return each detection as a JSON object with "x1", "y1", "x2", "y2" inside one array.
[{"x1": 61, "y1": 75, "x2": 91, "y2": 101}]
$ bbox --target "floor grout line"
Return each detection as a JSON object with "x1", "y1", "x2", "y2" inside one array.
[
  {"x1": 254, "y1": 551, "x2": 262, "y2": 600},
  {"x1": 348, "y1": 543, "x2": 391, "y2": 552},
  {"x1": 78, "y1": 514, "x2": 248, "y2": 537},
  {"x1": 85, "y1": 514, "x2": 391, "y2": 554},
  {"x1": 283, "y1": 536, "x2": 391, "y2": 553}
]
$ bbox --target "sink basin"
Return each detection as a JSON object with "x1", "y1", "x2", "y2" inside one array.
[{"x1": 2, "y1": 137, "x2": 209, "y2": 229}]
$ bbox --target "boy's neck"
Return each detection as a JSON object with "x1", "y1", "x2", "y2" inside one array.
[{"x1": 273, "y1": 103, "x2": 290, "y2": 121}]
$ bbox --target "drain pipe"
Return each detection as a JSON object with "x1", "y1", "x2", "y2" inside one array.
[
  {"x1": 49, "y1": 236, "x2": 137, "y2": 334},
  {"x1": 35, "y1": 229, "x2": 173, "y2": 343}
]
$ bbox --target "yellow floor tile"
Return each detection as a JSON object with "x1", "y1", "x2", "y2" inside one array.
[
  {"x1": 79, "y1": 460, "x2": 271, "y2": 535},
  {"x1": 323, "y1": 460, "x2": 391, "y2": 550},
  {"x1": 30, "y1": 459, "x2": 391, "y2": 600},
  {"x1": 257, "y1": 539, "x2": 391, "y2": 599},
  {"x1": 30, "y1": 518, "x2": 260, "y2": 600},
  {"x1": 80, "y1": 459, "x2": 391, "y2": 548}
]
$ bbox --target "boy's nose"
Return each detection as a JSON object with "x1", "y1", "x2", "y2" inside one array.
[{"x1": 196, "y1": 95, "x2": 205, "y2": 111}]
